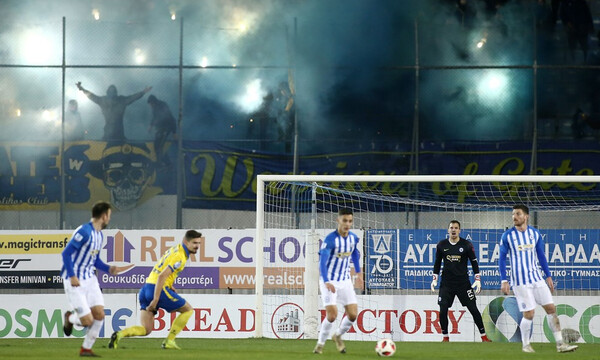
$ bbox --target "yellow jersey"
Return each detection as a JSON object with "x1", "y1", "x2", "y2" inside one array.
[{"x1": 146, "y1": 243, "x2": 189, "y2": 288}]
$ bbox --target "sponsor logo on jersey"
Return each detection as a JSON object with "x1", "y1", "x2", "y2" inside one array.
[
  {"x1": 335, "y1": 251, "x2": 352, "y2": 258},
  {"x1": 445, "y1": 255, "x2": 461, "y2": 262},
  {"x1": 516, "y1": 244, "x2": 535, "y2": 251}
]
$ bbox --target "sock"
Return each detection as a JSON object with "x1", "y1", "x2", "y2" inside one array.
[
  {"x1": 82, "y1": 319, "x2": 103, "y2": 349},
  {"x1": 546, "y1": 314, "x2": 563, "y2": 344},
  {"x1": 439, "y1": 306, "x2": 449, "y2": 336},
  {"x1": 467, "y1": 302, "x2": 486, "y2": 335},
  {"x1": 317, "y1": 318, "x2": 334, "y2": 345},
  {"x1": 335, "y1": 317, "x2": 355, "y2": 337},
  {"x1": 121, "y1": 325, "x2": 147, "y2": 338},
  {"x1": 520, "y1": 318, "x2": 533, "y2": 347},
  {"x1": 69, "y1": 313, "x2": 83, "y2": 326},
  {"x1": 167, "y1": 310, "x2": 193, "y2": 341}
]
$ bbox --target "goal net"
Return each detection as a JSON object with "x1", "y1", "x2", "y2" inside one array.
[{"x1": 255, "y1": 175, "x2": 600, "y2": 344}]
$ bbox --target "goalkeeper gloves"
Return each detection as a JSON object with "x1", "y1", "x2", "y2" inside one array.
[
  {"x1": 472, "y1": 273, "x2": 481, "y2": 294},
  {"x1": 430, "y1": 274, "x2": 438, "y2": 292}
]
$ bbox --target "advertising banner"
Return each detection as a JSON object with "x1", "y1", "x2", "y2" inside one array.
[
  {"x1": 1, "y1": 229, "x2": 365, "y2": 290},
  {"x1": 0, "y1": 232, "x2": 71, "y2": 289},
  {"x1": 1, "y1": 294, "x2": 597, "y2": 343},
  {"x1": 365, "y1": 229, "x2": 398, "y2": 289},
  {"x1": 399, "y1": 229, "x2": 600, "y2": 290},
  {"x1": 2, "y1": 228, "x2": 596, "y2": 290}
]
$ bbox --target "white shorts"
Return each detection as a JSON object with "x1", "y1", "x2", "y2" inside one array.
[
  {"x1": 63, "y1": 275, "x2": 104, "y2": 317},
  {"x1": 512, "y1": 280, "x2": 554, "y2": 312},
  {"x1": 319, "y1": 278, "x2": 358, "y2": 307}
]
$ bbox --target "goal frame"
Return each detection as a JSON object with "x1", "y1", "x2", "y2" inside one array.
[{"x1": 254, "y1": 174, "x2": 600, "y2": 338}]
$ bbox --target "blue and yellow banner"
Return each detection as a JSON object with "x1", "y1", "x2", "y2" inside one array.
[{"x1": 0, "y1": 140, "x2": 599, "y2": 210}]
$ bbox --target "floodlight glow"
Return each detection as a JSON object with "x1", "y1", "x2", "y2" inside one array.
[
  {"x1": 171, "y1": 12, "x2": 176, "y2": 21},
  {"x1": 42, "y1": 109, "x2": 57, "y2": 122},
  {"x1": 20, "y1": 28, "x2": 55, "y2": 64},
  {"x1": 15, "y1": 108, "x2": 21, "y2": 117},
  {"x1": 236, "y1": 78, "x2": 266, "y2": 113},
  {"x1": 134, "y1": 48, "x2": 145, "y2": 64},
  {"x1": 477, "y1": 71, "x2": 509, "y2": 104},
  {"x1": 477, "y1": 38, "x2": 486, "y2": 49},
  {"x1": 228, "y1": 8, "x2": 257, "y2": 37},
  {"x1": 487, "y1": 75, "x2": 504, "y2": 90},
  {"x1": 92, "y1": 9, "x2": 100, "y2": 21},
  {"x1": 200, "y1": 56, "x2": 208, "y2": 68}
]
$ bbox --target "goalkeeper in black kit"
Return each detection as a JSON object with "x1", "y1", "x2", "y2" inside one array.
[{"x1": 431, "y1": 220, "x2": 491, "y2": 342}]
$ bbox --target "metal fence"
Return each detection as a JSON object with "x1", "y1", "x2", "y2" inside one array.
[{"x1": 1, "y1": 14, "x2": 599, "y2": 229}]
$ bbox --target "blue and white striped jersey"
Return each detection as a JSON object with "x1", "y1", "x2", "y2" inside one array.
[
  {"x1": 319, "y1": 230, "x2": 361, "y2": 282},
  {"x1": 61, "y1": 222, "x2": 104, "y2": 280},
  {"x1": 499, "y1": 225, "x2": 550, "y2": 286}
]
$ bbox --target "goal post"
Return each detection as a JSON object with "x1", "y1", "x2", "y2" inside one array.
[{"x1": 255, "y1": 175, "x2": 600, "y2": 342}]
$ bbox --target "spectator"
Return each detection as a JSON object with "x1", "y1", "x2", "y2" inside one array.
[
  {"x1": 76, "y1": 82, "x2": 152, "y2": 141},
  {"x1": 147, "y1": 95, "x2": 176, "y2": 167},
  {"x1": 64, "y1": 99, "x2": 85, "y2": 141},
  {"x1": 276, "y1": 81, "x2": 295, "y2": 153},
  {"x1": 455, "y1": 0, "x2": 476, "y2": 29},
  {"x1": 560, "y1": 0, "x2": 594, "y2": 61}
]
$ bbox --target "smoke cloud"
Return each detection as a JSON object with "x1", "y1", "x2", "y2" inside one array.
[{"x1": 0, "y1": 0, "x2": 549, "y2": 145}]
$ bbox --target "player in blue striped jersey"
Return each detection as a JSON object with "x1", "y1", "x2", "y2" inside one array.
[
  {"x1": 61, "y1": 201, "x2": 133, "y2": 357},
  {"x1": 313, "y1": 208, "x2": 363, "y2": 354},
  {"x1": 499, "y1": 204, "x2": 577, "y2": 353}
]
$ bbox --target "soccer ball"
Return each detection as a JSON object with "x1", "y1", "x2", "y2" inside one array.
[{"x1": 375, "y1": 338, "x2": 396, "y2": 357}]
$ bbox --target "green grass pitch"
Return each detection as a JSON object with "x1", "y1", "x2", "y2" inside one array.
[{"x1": 0, "y1": 338, "x2": 597, "y2": 360}]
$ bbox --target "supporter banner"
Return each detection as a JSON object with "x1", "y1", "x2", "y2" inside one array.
[
  {"x1": 399, "y1": 229, "x2": 600, "y2": 290},
  {"x1": 183, "y1": 141, "x2": 600, "y2": 210},
  {"x1": 1, "y1": 140, "x2": 599, "y2": 211},
  {"x1": 0, "y1": 141, "x2": 173, "y2": 211},
  {"x1": 1, "y1": 294, "x2": 598, "y2": 343}
]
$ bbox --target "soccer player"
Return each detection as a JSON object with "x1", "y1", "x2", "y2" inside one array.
[
  {"x1": 499, "y1": 204, "x2": 578, "y2": 353},
  {"x1": 431, "y1": 220, "x2": 490, "y2": 342},
  {"x1": 313, "y1": 208, "x2": 364, "y2": 354},
  {"x1": 108, "y1": 230, "x2": 203, "y2": 350},
  {"x1": 61, "y1": 201, "x2": 134, "y2": 357}
]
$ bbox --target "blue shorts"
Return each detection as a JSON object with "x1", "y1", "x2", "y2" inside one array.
[{"x1": 139, "y1": 283, "x2": 186, "y2": 313}]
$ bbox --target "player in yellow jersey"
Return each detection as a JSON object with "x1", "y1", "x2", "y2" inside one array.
[{"x1": 108, "y1": 230, "x2": 202, "y2": 350}]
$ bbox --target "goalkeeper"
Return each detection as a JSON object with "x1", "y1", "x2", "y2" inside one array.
[{"x1": 431, "y1": 220, "x2": 490, "y2": 342}]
